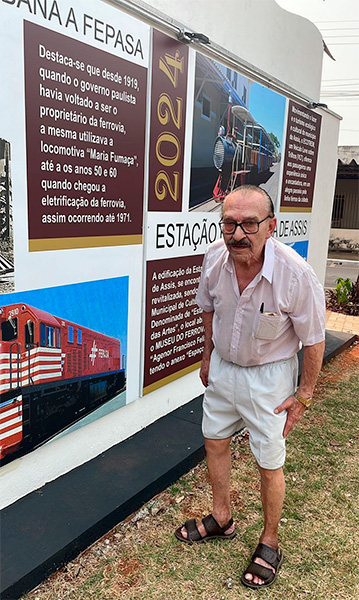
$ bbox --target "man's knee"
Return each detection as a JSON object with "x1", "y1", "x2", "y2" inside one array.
[
  {"x1": 205, "y1": 437, "x2": 231, "y2": 456},
  {"x1": 257, "y1": 464, "x2": 284, "y2": 481}
]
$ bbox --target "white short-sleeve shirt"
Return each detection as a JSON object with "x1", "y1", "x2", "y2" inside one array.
[{"x1": 196, "y1": 237, "x2": 326, "y2": 367}]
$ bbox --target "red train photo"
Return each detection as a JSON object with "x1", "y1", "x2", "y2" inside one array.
[{"x1": 0, "y1": 302, "x2": 126, "y2": 462}]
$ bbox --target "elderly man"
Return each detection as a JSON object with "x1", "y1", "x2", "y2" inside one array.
[{"x1": 175, "y1": 185, "x2": 325, "y2": 589}]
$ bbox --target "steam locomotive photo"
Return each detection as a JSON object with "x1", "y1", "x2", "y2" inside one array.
[
  {"x1": 0, "y1": 303, "x2": 126, "y2": 463},
  {"x1": 212, "y1": 104, "x2": 276, "y2": 202},
  {"x1": 189, "y1": 54, "x2": 282, "y2": 210}
]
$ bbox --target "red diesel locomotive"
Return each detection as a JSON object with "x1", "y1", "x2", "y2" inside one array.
[{"x1": 0, "y1": 303, "x2": 126, "y2": 462}]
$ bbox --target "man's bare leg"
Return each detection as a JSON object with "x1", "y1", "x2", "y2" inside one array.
[
  {"x1": 181, "y1": 437, "x2": 235, "y2": 538},
  {"x1": 244, "y1": 465, "x2": 285, "y2": 586}
]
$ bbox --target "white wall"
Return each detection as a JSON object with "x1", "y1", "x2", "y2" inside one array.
[
  {"x1": 330, "y1": 229, "x2": 359, "y2": 245},
  {"x1": 138, "y1": 0, "x2": 323, "y2": 101},
  {"x1": 307, "y1": 109, "x2": 340, "y2": 284}
]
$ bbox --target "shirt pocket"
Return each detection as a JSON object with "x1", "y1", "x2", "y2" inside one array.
[{"x1": 254, "y1": 313, "x2": 282, "y2": 340}]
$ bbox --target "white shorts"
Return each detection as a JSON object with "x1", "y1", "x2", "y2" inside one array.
[{"x1": 202, "y1": 349, "x2": 298, "y2": 469}]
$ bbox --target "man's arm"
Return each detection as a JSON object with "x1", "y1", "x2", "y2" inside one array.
[
  {"x1": 199, "y1": 310, "x2": 214, "y2": 387},
  {"x1": 275, "y1": 340, "x2": 325, "y2": 437}
]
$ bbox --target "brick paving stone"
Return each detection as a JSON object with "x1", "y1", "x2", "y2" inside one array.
[{"x1": 325, "y1": 311, "x2": 359, "y2": 335}]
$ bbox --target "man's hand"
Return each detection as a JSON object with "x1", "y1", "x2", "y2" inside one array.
[
  {"x1": 275, "y1": 341, "x2": 325, "y2": 437},
  {"x1": 274, "y1": 395, "x2": 306, "y2": 438},
  {"x1": 199, "y1": 353, "x2": 211, "y2": 387},
  {"x1": 199, "y1": 310, "x2": 214, "y2": 387}
]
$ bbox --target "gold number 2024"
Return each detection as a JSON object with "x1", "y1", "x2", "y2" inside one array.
[{"x1": 155, "y1": 51, "x2": 184, "y2": 202}]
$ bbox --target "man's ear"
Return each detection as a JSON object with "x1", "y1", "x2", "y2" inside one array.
[{"x1": 266, "y1": 216, "x2": 277, "y2": 239}]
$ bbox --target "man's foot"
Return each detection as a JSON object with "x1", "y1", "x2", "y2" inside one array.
[
  {"x1": 174, "y1": 513, "x2": 236, "y2": 544},
  {"x1": 241, "y1": 543, "x2": 284, "y2": 588}
]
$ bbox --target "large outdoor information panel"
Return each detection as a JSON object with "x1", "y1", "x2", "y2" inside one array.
[{"x1": 0, "y1": 0, "x2": 321, "y2": 466}]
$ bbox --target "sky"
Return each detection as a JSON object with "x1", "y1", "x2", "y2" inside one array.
[
  {"x1": 0, "y1": 277, "x2": 129, "y2": 357},
  {"x1": 249, "y1": 83, "x2": 286, "y2": 150},
  {"x1": 275, "y1": 0, "x2": 359, "y2": 146}
]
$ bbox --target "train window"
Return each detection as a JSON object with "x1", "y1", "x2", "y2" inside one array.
[
  {"x1": 201, "y1": 94, "x2": 211, "y2": 120},
  {"x1": 232, "y1": 71, "x2": 238, "y2": 89},
  {"x1": 77, "y1": 328, "x2": 82, "y2": 345},
  {"x1": 25, "y1": 320, "x2": 35, "y2": 346},
  {"x1": 242, "y1": 86, "x2": 247, "y2": 105},
  {"x1": 56, "y1": 328, "x2": 61, "y2": 348},
  {"x1": 40, "y1": 323, "x2": 58, "y2": 347},
  {"x1": 47, "y1": 326, "x2": 55, "y2": 347},
  {"x1": 68, "y1": 325, "x2": 74, "y2": 343},
  {"x1": 1, "y1": 317, "x2": 18, "y2": 341},
  {"x1": 40, "y1": 323, "x2": 46, "y2": 346}
]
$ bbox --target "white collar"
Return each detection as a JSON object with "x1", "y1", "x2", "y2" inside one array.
[{"x1": 224, "y1": 236, "x2": 274, "y2": 284}]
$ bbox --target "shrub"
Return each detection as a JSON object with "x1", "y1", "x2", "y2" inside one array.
[
  {"x1": 335, "y1": 277, "x2": 353, "y2": 305},
  {"x1": 326, "y1": 275, "x2": 359, "y2": 316}
]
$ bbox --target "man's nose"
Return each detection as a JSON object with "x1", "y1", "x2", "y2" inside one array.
[{"x1": 233, "y1": 224, "x2": 246, "y2": 240}]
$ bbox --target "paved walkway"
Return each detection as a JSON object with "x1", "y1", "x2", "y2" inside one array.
[{"x1": 326, "y1": 309, "x2": 359, "y2": 336}]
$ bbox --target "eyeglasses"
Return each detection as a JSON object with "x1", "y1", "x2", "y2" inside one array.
[{"x1": 219, "y1": 215, "x2": 273, "y2": 235}]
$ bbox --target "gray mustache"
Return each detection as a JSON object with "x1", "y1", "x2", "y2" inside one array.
[{"x1": 227, "y1": 239, "x2": 252, "y2": 248}]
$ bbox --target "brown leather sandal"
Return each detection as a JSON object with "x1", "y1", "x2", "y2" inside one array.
[
  {"x1": 174, "y1": 514, "x2": 236, "y2": 544},
  {"x1": 241, "y1": 543, "x2": 284, "y2": 589}
]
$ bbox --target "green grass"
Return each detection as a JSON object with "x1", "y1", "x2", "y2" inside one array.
[{"x1": 23, "y1": 354, "x2": 359, "y2": 600}]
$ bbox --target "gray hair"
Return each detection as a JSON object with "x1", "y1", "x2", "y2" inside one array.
[{"x1": 223, "y1": 185, "x2": 274, "y2": 217}]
